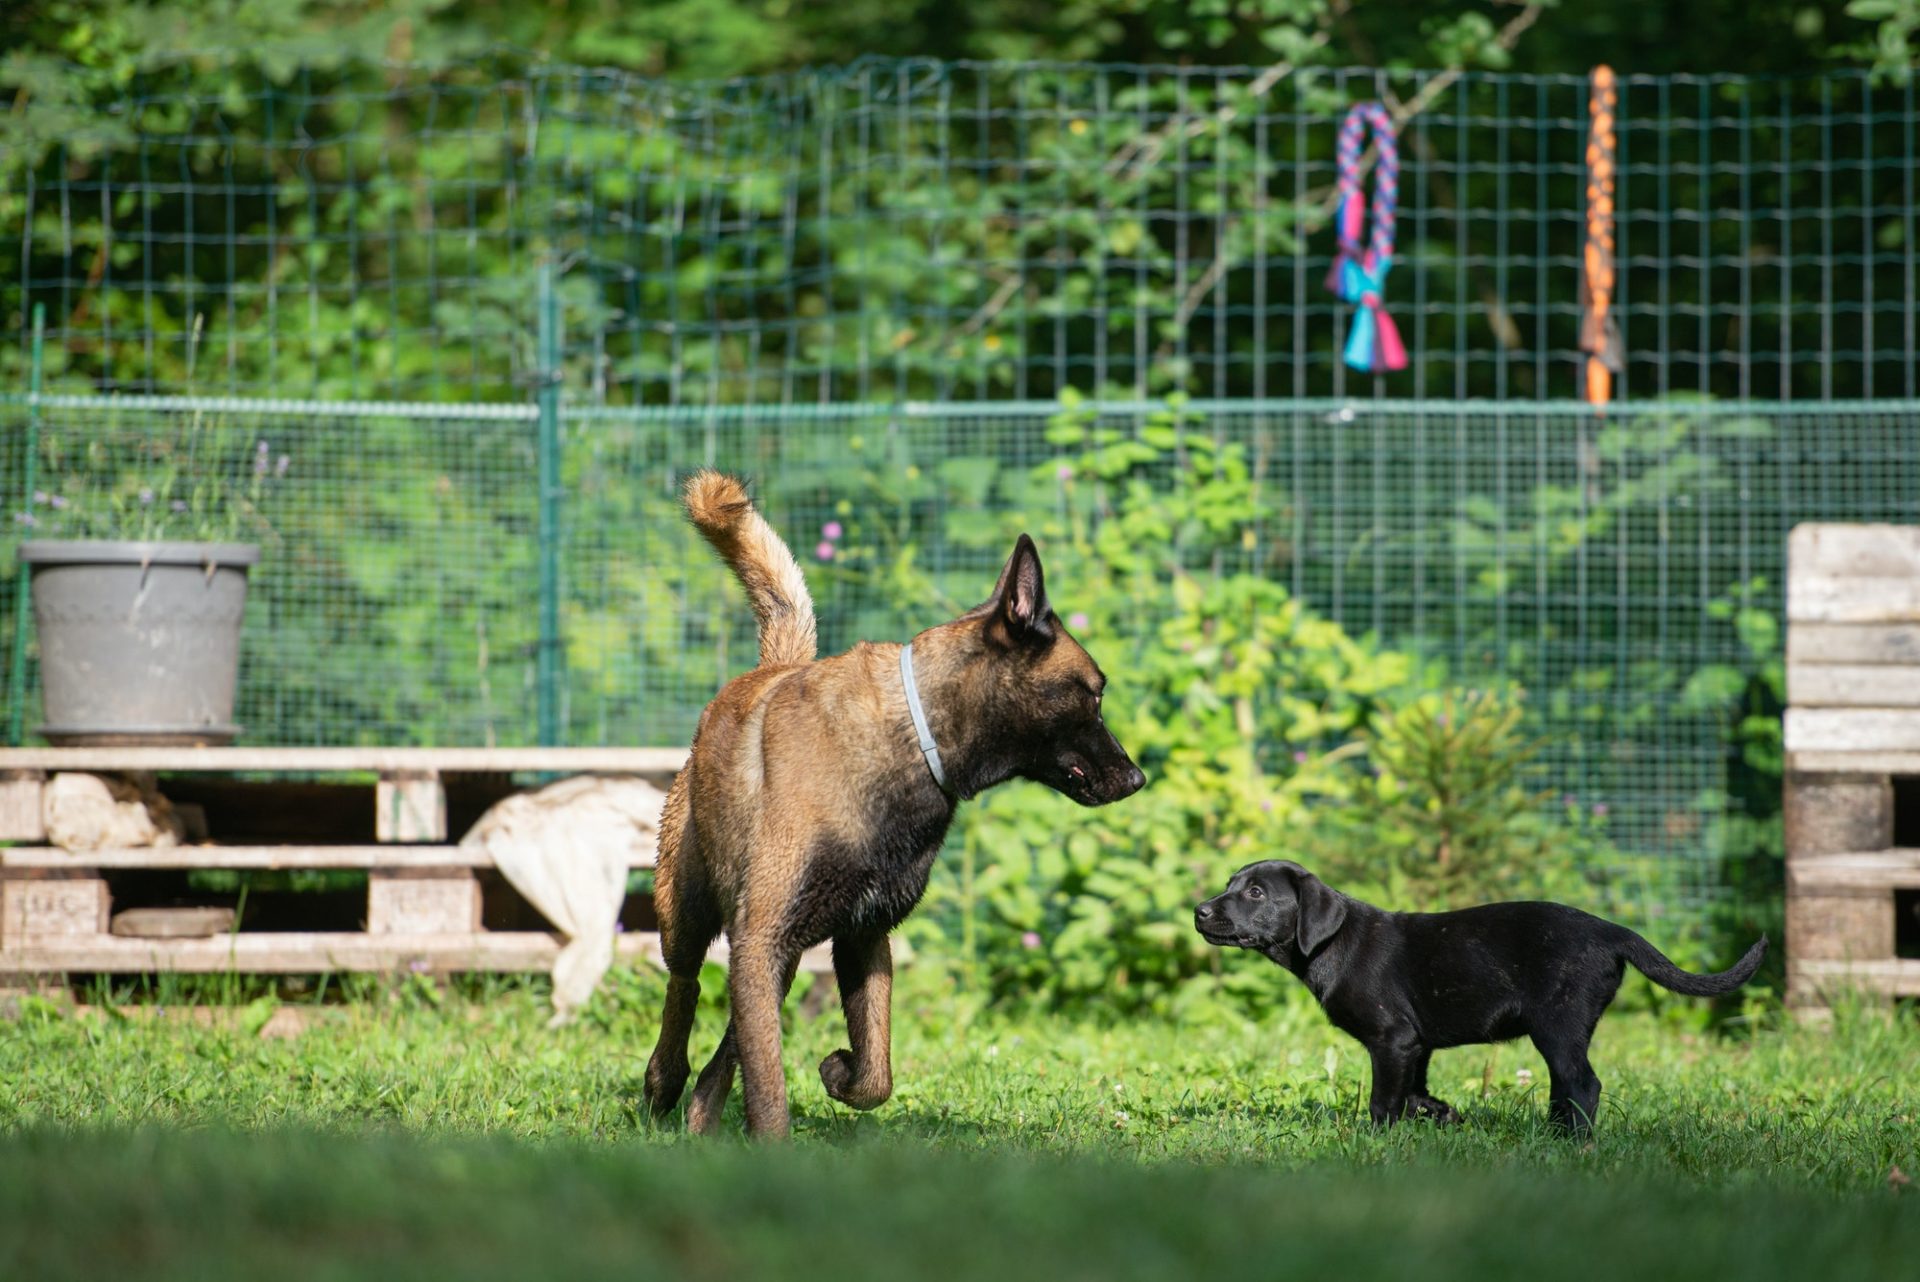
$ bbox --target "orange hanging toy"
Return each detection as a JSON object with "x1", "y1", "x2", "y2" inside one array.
[{"x1": 1581, "y1": 66, "x2": 1623, "y2": 408}]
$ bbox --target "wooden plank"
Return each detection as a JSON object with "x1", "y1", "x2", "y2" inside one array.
[
  {"x1": 1788, "y1": 523, "x2": 1920, "y2": 580},
  {"x1": 1788, "y1": 749, "x2": 1920, "y2": 775},
  {"x1": 1787, "y1": 623, "x2": 1920, "y2": 666},
  {"x1": 1787, "y1": 663, "x2": 1920, "y2": 706},
  {"x1": 1787, "y1": 577, "x2": 1920, "y2": 624},
  {"x1": 1783, "y1": 708, "x2": 1920, "y2": 753},
  {"x1": 0, "y1": 771, "x2": 46, "y2": 843},
  {"x1": 0, "y1": 747, "x2": 688, "y2": 774},
  {"x1": 368, "y1": 870, "x2": 482, "y2": 934},
  {"x1": 375, "y1": 771, "x2": 447, "y2": 843},
  {"x1": 1788, "y1": 850, "x2": 1920, "y2": 891},
  {"x1": 1791, "y1": 958, "x2": 1920, "y2": 996},
  {"x1": 0, "y1": 843, "x2": 659, "y2": 870},
  {"x1": 0, "y1": 931, "x2": 834, "y2": 974}
]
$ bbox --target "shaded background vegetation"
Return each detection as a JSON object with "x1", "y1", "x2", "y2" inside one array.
[{"x1": 5, "y1": 0, "x2": 1918, "y2": 1013}]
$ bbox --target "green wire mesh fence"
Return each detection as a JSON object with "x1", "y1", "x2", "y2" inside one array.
[
  {"x1": 6, "y1": 57, "x2": 1920, "y2": 923},
  {"x1": 6, "y1": 395, "x2": 1919, "y2": 911},
  {"x1": 7, "y1": 59, "x2": 1918, "y2": 403}
]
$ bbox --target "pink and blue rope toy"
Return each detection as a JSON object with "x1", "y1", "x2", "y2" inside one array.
[{"x1": 1326, "y1": 102, "x2": 1408, "y2": 374}]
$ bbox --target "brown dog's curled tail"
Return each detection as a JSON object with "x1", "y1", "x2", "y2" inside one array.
[{"x1": 682, "y1": 471, "x2": 817, "y2": 667}]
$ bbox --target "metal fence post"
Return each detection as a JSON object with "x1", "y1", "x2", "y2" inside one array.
[
  {"x1": 7, "y1": 304, "x2": 46, "y2": 747},
  {"x1": 535, "y1": 261, "x2": 563, "y2": 747}
]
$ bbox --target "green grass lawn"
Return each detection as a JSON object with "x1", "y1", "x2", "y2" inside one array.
[{"x1": 2, "y1": 970, "x2": 1916, "y2": 1281}]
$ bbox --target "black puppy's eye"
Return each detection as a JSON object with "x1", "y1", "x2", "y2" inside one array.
[{"x1": 1244, "y1": 884, "x2": 1264, "y2": 900}]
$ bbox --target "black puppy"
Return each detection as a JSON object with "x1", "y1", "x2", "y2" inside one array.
[{"x1": 1195, "y1": 860, "x2": 1767, "y2": 1133}]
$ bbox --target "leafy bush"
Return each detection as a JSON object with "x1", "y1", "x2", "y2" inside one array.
[{"x1": 904, "y1": 395, "x2": 1617, "y2": 1018}]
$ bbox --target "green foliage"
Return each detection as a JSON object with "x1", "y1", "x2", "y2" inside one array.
[
  {"x1": 22, "y1": 410, "x2": 290, "y2": 544},
  {"x1": 903, "y1": 396, "x2": 1619, "y2": 1016},
  {"x1": 1304, "y1": 688, "x2": 1604, "y2": 910}
]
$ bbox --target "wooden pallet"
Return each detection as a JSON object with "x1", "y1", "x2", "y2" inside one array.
[
  {"x1": 1782, "y1": 524, "x2": 1920, "y2": 1009},
  {"x1": 0, "y1": 746, "x2": 833, "y2": 982}
]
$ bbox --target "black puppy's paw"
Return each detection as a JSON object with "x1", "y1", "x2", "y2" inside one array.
[
  {"x1": 819, "y1": 1049, "x2": 891, "y2": 1111},
  {"x1": 1409, "y1": 1095, "x2": 1462, "y2": 1125}
]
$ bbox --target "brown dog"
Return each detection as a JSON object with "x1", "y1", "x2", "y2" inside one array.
[{"x1": 643, "y1": 472, "x2": 1144, "y2": 1138}]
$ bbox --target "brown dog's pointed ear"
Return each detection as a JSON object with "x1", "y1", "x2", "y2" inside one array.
[
  {"x1": 1294, "y1": 870, "x2": 1348, "y2": 955},
  {"x1": 984, "y1": 533, "x2": 1053, "y2": 644}
]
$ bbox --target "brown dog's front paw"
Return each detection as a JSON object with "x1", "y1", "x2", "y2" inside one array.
[
  {"x1": 643, "y1": 1056, "x2": 690, "y2": 1121},
  {"x1": 819, "y1": 1049, "x2": 891, "y2": 1110}
]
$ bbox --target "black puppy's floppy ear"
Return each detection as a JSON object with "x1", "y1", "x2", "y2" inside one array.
[
  {"x1": 984, "y1": 533, "x2": 1054, "y2": 644},
  {"x1": 1293, "y1": 870, "x2": 1348, "y2": 955}
]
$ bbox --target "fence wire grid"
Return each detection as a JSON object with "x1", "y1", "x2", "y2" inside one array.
[
  {"x1": 7, "y1": 56, "x2": 1920, "y2": 922},
  {"x1": 7, "y1": 59, "x2": 1919, "y2": 403},
  {"x1": 7, "y1": 396, "x2": 1920, "y2": 912}
]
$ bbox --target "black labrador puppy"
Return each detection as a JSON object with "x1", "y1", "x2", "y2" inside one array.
[{"x1": 1194, "y1": 860, "x2": 1767, "y2": 1133}]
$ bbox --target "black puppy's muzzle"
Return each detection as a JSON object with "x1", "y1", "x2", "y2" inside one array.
[{"x1": 1193, "y1": 897, "x2": 1242, "y2": 946}]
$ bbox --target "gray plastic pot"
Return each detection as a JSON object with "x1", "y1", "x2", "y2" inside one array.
[{"x1": 19, "y1": 540, "x2": 260, "y2": 746}]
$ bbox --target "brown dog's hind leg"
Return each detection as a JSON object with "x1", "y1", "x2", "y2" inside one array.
[
  {"x1": 819, "y1": 930, "x2": 894, "y2": 1110},
  {"x1": 685, "y1": 1021, "x2": 739, "y2": 1135},
  {"x1": 687, "y1": 945, "x2": 804, "y2": 1136},
  {"x1": 643, "y1": 783, "x2": 717, "y2": 1121},
  {"x1": 728, "y1": 933, "x2": 804, "y2": 1139}
]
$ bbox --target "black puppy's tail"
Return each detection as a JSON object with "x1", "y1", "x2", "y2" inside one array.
[{"x1": 1619, "y1": 931, "x2": 1768, "y2": 997}]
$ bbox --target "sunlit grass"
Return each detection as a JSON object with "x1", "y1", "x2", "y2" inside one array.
[{"x1": 2, "y1": 969, "x2": 1915, "y2": 1280}]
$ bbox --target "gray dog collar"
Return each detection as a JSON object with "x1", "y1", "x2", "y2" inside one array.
[{"x1": 899, "y1": 641, "x2": 951, "y2": 793}]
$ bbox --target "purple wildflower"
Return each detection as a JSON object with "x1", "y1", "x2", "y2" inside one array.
[
  {"x1": 1592, "y1": 803, "x2": 1610, "y2": 818},
  {"x1": 170, "y1": 500, "x2": 189, "y2": 513},
  {"x1": 614, "y1": 919, "x2": 627, "y2": 934},
  {"x1": 48, "y1": 494, "x2": 67, "y2": 509},
  {"x1": 1260, "y1": 798, "x2": 1274, "y2": 813},
  {"x1": 815, "y1": 541, "x2": 835, "y2": 562},
  {"x1": 1292, "y1": 750, "x2": 1309, "y2": 765},
  {"x1": 31, "y1": 490, "x2": 47, "y2": 505},
  {"x1": 138, "y1": 488, "x2": 155, "y2": 505},
  {"x1": 1068, "y1": 611, "x2": 1089, "y2": 631},
  {"x1": 254, "y1": 441, "x2": 271, "y2": 477},
  {"x1": 822, "y1": 520, "x2": 843, "y2": 541},
  {"x1": 1021, "y1": 931, "x2": 1042, "y2": 950},
  {"x1": 276, "y1": 454, "x2": 290, "y2": 478},
  {"x1": 1055, "y1": 463, "x2": 1073, "y2": 483},
  {"x1": 12, "y1": 512, "x2": 36, "y2": 527},
  {"x1": 407, "y1": 958, "x2": 429, "y2": 974}
]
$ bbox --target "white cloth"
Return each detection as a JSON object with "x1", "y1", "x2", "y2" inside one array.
[{"x1": 459, "y1": 774, "x2": 666, "y2": 1026}]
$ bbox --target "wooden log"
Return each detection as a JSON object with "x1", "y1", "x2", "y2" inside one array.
[
  {"x1": 0, "y1": 930, "x2": 835, "y2": 974},
  {"x1": 110, "y1": 907, "x2": 237, "y2": 939},
  {"x1": 1784, "y1": 709, "x2": 1920, "y2": 753},
  {"x1": 367, "y1": 869, "x2": 482, "y2": 935},
  {"x1": 1786, "y1": 664, "x2": 1920, "y2": 707},
  {"x1": 376, "y1": 770, "x2": 447, "y2": 843},
  {"x1": 1, "y1": 872, "x2": 111, "y2": 944},
  {"x1": 0, "y1": 771, "x2": 46, "y2": 843},
  {"x1": 1783, "y1": 772, "x2": 1893, "y2": 858},
  {"x1": 42, "y1": 772, "x2": 185, "y2": 852},
  {"x1": 1787, "y1": 623, "x2": 1920, "y2": 666}
]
